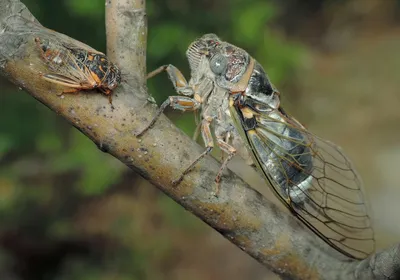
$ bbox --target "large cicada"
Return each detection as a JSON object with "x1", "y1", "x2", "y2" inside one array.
[{"x1": 138, "y1": 34, "x2": 375, "y2": 259}]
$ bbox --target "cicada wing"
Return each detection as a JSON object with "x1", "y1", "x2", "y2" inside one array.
[
  {"x1": 40, "y1": 57, "x2": 96, "y2": 90},
  {"x1": 61, "y1": 42, "x2": 104, "y2": 55},
  {"x1": 229, "y1": 99, "x2": 375, "y2": 259},
  {"x1": 35, "y1": 39, "x2": 98, "y2": 89},
  {"x1": 40, "y1": 74, "x2": 95, "y2": 89},
  {"x1": 2, "y1": 16, "x2": 100, "y2": 91},
  {"x1": 41, "y1": 73, "x2": 81, "y2": 86}
]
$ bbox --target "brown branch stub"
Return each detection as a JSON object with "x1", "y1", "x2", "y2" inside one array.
[
  {"x1": 0, "y1": 0, "x2": 399, "y2": 279},
  {"x1": 105, "y1": 0, "x2": 147, "y2": 87}
]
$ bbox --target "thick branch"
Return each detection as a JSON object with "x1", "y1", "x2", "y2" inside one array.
[{"x1": 0, "y1": 0, "x2": 399, "y2": 279}]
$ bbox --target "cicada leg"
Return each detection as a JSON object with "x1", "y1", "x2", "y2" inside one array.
[
  {"x1": 61, "y1": 88, "x2": 80, "y2": 94},
  {"x1": 172, "y1": 116, "x2": 214, "y2": 185},
  {"x1": 218, "y1": 131, "x2": 231, "y2": 163},
  {"x1": 213, "y1": 132, "x2": 237, "y2": 196},
  {"x1": 136, "y1": 96, "x2": 201, "y2": 137},
  {"x1": 39, "y1": 73, "x2": 96, "y2": 94},
  {"x1": 98, "y1": 88, "x2": 113, "y2": 105},
  {"x1": 192, "y1": 120, "x2": 202, "y2": 141},
  {"x1": 147, "y1": 65, "x2": 194, "y2": 96},
  {"x1": 136, "y1": 65, "x2": 195, "y2": 136}
]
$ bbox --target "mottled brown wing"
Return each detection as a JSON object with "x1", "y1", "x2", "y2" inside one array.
[
  {"x1": 34, "y1": 37, "x2": 97, "y2": 90},
  {"x1": 4, "y1": 15, "x2": 99, "y2": 89}
]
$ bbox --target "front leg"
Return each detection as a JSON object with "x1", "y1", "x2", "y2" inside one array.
[
  {"x1": 136, "y1": 64, "x2": 197, "y2": 136},
  {"x1": 136, "y1": 96, "x2": 201, "y2": 136},
  {"x1": 147, "y1": 64, "x2": 194, "y2": 96}
]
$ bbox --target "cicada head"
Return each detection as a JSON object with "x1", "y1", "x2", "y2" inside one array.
[
  {"x1": 104, "y1": 64, "x2": 121, "y2": 91},
  {"x1": 186, "y1": 34, "x2": 223, "y2": 75},
  {"x1": 187, "y1": 34, "x2": 279, "y2": 108},
  {"x1": 187, "y1": 34, "x2": 252, "y2": 85}
]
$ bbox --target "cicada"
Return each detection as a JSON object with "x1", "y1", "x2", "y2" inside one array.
[
  {"x1": 35, "y1": 37, "x2": 121, "y2": 102},
  {"x1": 138, "y1": 34, "x2": 375, "y2": 259}
]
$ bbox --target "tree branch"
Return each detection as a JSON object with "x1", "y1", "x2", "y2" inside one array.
[
  {"x1": 105, "y1": 0, "x2": 147, "y2": 82},
  {"x1": 0, "y1": 0, "x2": 398, "y2": 279}
]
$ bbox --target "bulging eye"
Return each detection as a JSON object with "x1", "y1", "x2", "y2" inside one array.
[{"x1": 210, "y1": 54, "x2": 227, "y2": 75}]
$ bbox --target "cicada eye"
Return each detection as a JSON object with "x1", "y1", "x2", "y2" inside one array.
[{"x1": 210, "y1": 54, "x2": 227, "y2": 75}]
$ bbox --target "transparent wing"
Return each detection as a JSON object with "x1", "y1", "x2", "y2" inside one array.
[{"x1": 229, "y1": 100, "x2": 375, "y2": 259}]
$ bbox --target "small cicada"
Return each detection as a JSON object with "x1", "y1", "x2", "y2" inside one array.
[
  {"x1": 35, "y1": 37, "x2": 121, "y2": 102},
  {"x1": 137, "y1": 34, "x2": 375, "y2": 259}
]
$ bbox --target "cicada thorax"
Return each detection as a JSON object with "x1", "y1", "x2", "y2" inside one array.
[
  {"x1": 66, "y1": 48, "x2": 120, "y2": 94},
  {"x1": 34, "y1": 37, "x2": 121, "y2": 98}
]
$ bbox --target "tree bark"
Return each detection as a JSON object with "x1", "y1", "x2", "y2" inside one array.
[{"x1": 0, "y1": 0, "x2": 398, "y2": 279}]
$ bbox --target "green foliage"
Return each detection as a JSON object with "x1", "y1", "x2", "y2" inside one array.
[
  {"x1": 0, "y1": 135, "x2": 13, "y2": 157},
  {"x1": 66, "y1": 0, "x2": 105, "y2": 17},
  {"x1": 148, "y1": 23, "x2": 192, "y2": 59},
  {"x1": 231, "y1": 2, "x2": 276, "y2": 43},
  {"x1": 52, "y1": 130, "x2": 126, "y2": 195}
]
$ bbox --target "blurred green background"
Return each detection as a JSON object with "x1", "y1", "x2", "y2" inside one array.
[{"x1": 1, "y1": 0, "x2": 400, "y2": 279}]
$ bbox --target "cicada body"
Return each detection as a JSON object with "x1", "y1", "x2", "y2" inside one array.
[
  {"x1": 139, "y1": 34, "x2": 375, "y2": 259},
  {"x1": 35, "y1": 37, "x2": 121, "y2": 101}
]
